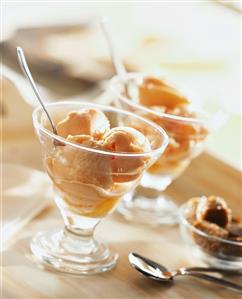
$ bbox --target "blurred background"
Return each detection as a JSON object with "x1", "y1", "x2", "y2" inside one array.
[{"x1": 1, "y1": 1, "x2": 241, "y2": 169}]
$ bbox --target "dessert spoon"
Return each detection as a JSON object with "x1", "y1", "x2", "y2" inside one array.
[
  {"x1": 100, "y1": 17, "x2": 127, "y2": 83},
  {"x1": 100, "y1": 16, "x2": 130, "y2": 97},
  {"x1": 129, "y1": 252, "x2": 242, "y2": 292},
  {"x1": 16, "y1": 47, "x2": 57, "y2": 135}
]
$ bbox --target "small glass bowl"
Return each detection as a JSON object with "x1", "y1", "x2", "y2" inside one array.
[{"x1": 179, "y1": 201, "x2": 242, "y2": 270}]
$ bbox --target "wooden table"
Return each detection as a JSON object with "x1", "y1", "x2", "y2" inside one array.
[{"x1": 1, "y1": 77, "x2": 242, "y2": 299}]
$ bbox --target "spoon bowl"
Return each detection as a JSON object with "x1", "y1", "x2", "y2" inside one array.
[{"x1": 129, "y1": 252, "x2": 172, "y2": 281}]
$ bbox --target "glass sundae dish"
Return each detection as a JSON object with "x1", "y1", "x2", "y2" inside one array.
[
  {"x1": 32, "y1": 101, "x2": 168, "y2": 274},
  {"x1": 110, "y1": 73, "x2": 223, "y2": 225}
]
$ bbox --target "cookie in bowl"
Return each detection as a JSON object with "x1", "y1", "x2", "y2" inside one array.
[{"x1": 179, "y1": 195, "x2": 242, "y2": 269}]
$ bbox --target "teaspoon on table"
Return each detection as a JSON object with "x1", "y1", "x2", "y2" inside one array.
[{"x1": 129, "y1": 252, "x2": 242, "y2": 292}]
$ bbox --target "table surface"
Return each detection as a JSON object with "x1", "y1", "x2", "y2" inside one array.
[
  {"x1": 2, "y1": 152, "x2": 242, "y2": 299},
  {"x1": 1, "y1": 76, "x2": 242, "y2": 299}
]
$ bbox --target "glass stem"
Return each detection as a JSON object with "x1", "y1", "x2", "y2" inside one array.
[{"x1": 60, "y1": 225, "x2": 98, "y2": 255}]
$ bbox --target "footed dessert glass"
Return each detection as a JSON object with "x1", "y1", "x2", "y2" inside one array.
[
  {"x1": 32, "y1": 101, "x2": 168, "y2": 274},
  {"x1": 110, "y1": 73, "x2": 224, "y2": 226}
]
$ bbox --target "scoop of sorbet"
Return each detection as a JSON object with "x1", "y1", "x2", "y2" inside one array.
[
  {"x1": 103, "y1": 127, "x2": 151, "y2": 183},
  {"x1": 103, "y1": 127, "x2": 151, "y2": 153},
  {"x1": 48, "y1": 134, "x2": 112, "y2": 189},
  {"x1": 56, "y1": 108, "x2": 110, "y2": 138},
  {"x1": 139, "y1": 77, "x2": 189, "y2": 109}
]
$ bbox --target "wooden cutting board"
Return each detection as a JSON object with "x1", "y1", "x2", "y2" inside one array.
[
  {"x1": 2, "y1": 23, "x2": 222, "y2": 89},
  {"x1": 1, "y1": 24, "x2": 116, "y2": 84}
]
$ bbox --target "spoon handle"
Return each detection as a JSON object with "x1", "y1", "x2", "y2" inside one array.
[
  {"x1": 184, "y1": 267, "x2": 242, "y2": 275},
  {"x1": 180, "y1": 271, "x2": 242, "y2": 292},
  {"x1": 16, "y1": 47, "x2": 57, "y2": 134},
  {"x1": 100, "y1": 17, "x2": 127, "y2": 82}
]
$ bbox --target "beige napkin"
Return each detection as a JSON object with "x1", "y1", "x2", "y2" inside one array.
[{"x1": 1, "y1": 163, "x2": 52, "y2": 250}]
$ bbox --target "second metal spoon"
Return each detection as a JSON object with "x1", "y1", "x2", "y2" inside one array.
[
  {"x1": 100, "y1": 17, "x2": 127, "y2": 84},
  {"x1": 129, "y1": 252, "x2": 242, "y2": 292}
]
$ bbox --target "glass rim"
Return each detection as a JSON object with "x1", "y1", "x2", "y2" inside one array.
[
  {"x1": 32, "y1": 101, "x2": 169, "y2": 158},
  {"x1": 110, "y1": 73, "x2": 213, "y2": 125},
  {"x1": 179, "y1": 202, "x2": 242, "y2": 247}
]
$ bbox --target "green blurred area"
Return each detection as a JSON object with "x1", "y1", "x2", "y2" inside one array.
[{"x1": 207, "y1": 115, "x2": 242, "y2": 170}]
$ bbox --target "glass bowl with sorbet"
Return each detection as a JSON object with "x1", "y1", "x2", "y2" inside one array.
[
  {"x1": 110, "y1": 72, "x2": 225, "y2": 225},
  {"x1": 32, "y1": 101, "x2": 168, "y2": 274}
]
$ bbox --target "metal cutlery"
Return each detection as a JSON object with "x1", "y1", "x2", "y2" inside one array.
[{"x1": 129, "y1": 252, "x2": 242, "y2": 292}]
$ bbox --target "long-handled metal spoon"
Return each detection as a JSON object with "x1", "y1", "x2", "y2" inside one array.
[
  {"x1": 100, "y1": 16, "x2": 129, "y2": 97},
  {"x1": 100, "y1": 17, "x2": 127, "y2": 83},
  {"x1": 130, "y1": 252, "x2": 242, "y2": 275},
  {"x1": 16, "y1": 47, "x2": 57, "y2": 134},
  {"x1": 129, "y1": 253, "x2": 242, "y2": 292}
]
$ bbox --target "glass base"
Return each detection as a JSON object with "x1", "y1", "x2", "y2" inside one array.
[
  {"x1": 117, "y1": 187, "x2": 179, "y2": 226},
  {"x1": 30, "y1": 229, "x2": 118, "y2": 275}
]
